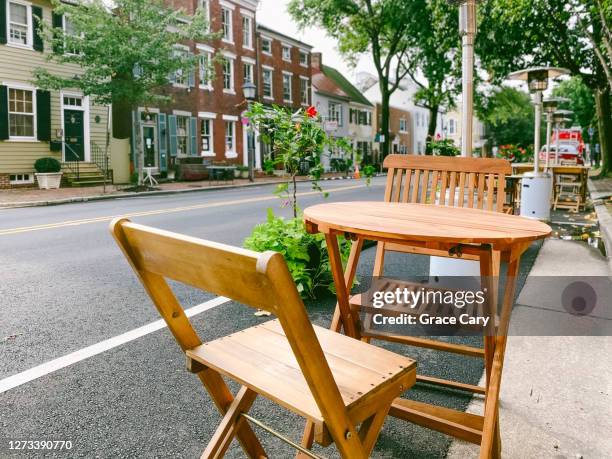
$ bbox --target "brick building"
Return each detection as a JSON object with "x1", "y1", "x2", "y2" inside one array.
[
  {"x1": 125, "y1": 0, "x2": 260, "y2": 176},
  {"x1": 372, "y1": 103, "x2": 412, "y2": 163}
]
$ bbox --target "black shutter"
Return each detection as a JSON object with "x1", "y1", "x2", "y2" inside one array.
[
  {"x1": 0, "y1": 0, "x2": 6, "y2": 45},
  {"x1": 36, "y1": 90, "x2": 51, "y2": 141},
  {"x1": 0, "y1": 86, "x2": 8, "y2": 140},
  {"x1": 32, "y1": 6, "x2": 44, "y2": 52},
  {"x1": 52, "y1": 12, "x2": 63, "y2": 54}
]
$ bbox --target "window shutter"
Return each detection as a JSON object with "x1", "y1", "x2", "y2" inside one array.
[
  {"x1": 36, "y1": 90, "x2": 51, "y2": 141},
  {"x1": 0, "y1": 0, "x2": 7, "y2": 45},
  {"x1": 188, "y1": 54, "x2": 196, "y2": 88},
  {"x1": 32, "y1": 6, "x2": 44, "y2": 52},
  {"x1": 168, "y1": 115, "x2": 177, "y2": 157},
  {"x1": 189, "y1": 117, "x2": 197, "y2": 156},
  {"x1": 158, "y1": 113, "x2": 167, "y2": 171},
  {"x1": 52, "y1": 12, "x2": 64, "y2": 54},
  {"x1": 131, "y1": 110, "x2": 138, "y2": 169},
  {"x1": 0, "y1": 85, "x2": 8, "y2": 140}
]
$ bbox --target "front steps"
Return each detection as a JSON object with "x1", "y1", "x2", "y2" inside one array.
[{"x1": 61, "y1": 162, "x2": 109, "y2": 187}]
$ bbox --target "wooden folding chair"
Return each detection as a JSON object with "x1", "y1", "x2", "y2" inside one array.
[
  {"x1": 304, "y1": 155, "x2": 513, "y2": 458},
  {"x1": 110, "y1": 218, "x2": 417, "y2": 459}
]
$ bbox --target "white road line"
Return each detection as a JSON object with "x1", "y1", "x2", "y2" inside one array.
[{"x1": 0, "y1": 296, "x2": 230, "y2": 394}]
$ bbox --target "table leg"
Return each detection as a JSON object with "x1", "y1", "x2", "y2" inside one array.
[
  {"x1": 325, "y1": 233, "x2": 362, "y2": 339},
  {"x1": 329, "y1": 238, "x2": 364, "y2": 333}
]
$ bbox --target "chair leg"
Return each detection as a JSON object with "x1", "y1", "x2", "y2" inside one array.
[
  {"x1": 198, "y1": 369, "x2": 267, "y2": 459},
  {"x1": 358, "y1": 406, "x2": 391, "y2": 455},
  {"x1": 201, "y1": 386, "x2": 259, "y2": 459},
  {"x1": 295, "y1": 421, "x2": 315, "y2": 459}
]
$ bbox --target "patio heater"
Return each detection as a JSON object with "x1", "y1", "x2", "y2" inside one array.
[
  {"x1": 507, "y1": 67, "x2": 569, "y2": 221},
  {"x1": 542, "y1": 97, "x2": 569, "y2": 171},
  {"x1": 243, "y1": 82, "x2": 257, "y2": 182},
  {"x1": 553, "y1": 109, "x2": 573, "y2": 164},
  {"x1": 448, "y1": 0, "x2": 480, "y2": 157}
]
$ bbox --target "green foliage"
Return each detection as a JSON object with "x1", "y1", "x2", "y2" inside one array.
[
  {"x1": 287, "y1": 0, "x2": 415, "y2": 156},
  {"x1": 479, "y1": 86, "x2": 535, "y2": 148},
  {"x1": 245, "y1": 103, "x2": 348, "y2": 217},
  {"x1": 428, "y1": 137, "x2": 460, "y2": 156},
  {"x1": 496, "y1": 144, "x2": 531, "y2": 163},
  {"x1": 34, "y1": 157, "x2": 62, "y2": 173},
  {"x1": 553, "y1": 77, "x2": 598, "y2": 140},
  {"x1": 262, "y1": 159, "x2": 275, "y2": 175},
  {"x1": 244, "y1": 210, "x2": 351, "y2": 299},
  {"x1": 330, "y1": 157, "x2": 353, "y2": 173},
  {"x1": 33, "y1": 0, "x2": 214, "y2": 107}
]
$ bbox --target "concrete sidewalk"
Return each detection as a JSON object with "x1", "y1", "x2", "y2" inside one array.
[{"x1": 448, "y1": 239, "x2": 612, "y2": 458}]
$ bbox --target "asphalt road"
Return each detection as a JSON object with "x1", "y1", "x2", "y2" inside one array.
[{"x1": 0, "y1": 177, "x2": 541, "y2": 458}]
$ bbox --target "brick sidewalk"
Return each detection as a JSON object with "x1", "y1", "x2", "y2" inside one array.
[{"x1": 0, "y1": 174, "x2": 350, "y2": 206}]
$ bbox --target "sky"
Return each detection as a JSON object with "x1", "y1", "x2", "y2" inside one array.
[{"x1": 256, "y1": 0, "x2": 375, "y2": 83}]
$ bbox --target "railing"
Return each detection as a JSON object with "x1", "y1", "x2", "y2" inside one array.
[
  {"x1": 62, "y1": 142, "x2": 81, "y2": 180},
  {"x1": 90, "y1": 141, "x2": 112, "y2": 182}
]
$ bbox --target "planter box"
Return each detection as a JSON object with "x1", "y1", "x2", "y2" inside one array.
[
  {"x1": 35, "y1": 172, "x2": 63, "y2": 189},
  {"x1": 177, "y1": 164, "x2": 208, "y2": 181},
  {"x1": 240, "y1": 170, "x2": 249, "y2": 179}
]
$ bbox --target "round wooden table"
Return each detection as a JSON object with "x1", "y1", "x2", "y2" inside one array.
[{"x1": 303, "y1": 201, "x2": 551, "y2": 457}]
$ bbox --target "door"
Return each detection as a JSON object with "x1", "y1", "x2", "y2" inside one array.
[
  {"x1": 64, "y1": 110, "x2": 85, "y2": 161},
  {"x1": 142, "y1": 125, "x2": 157, "y2": 168}
]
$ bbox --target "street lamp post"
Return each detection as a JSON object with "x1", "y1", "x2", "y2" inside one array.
[
  {"x1": 553, "y1": 109, "x2": 573, "y2": 165},
  {"x1": 448, "y1": 0, "x2": 479, "y2": 158},
  {"x1": 507, "y1": 67, "x2": 569, "y2": 220},
  {"x1": 242, "y1": 82, "x2": 257, "y2": 182}
]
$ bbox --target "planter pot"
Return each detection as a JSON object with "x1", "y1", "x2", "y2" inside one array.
[
  {"x1": 177, "y1": 164, "x2": 207, "y2": 181},
  {"x1": 273, "y1": 169, "x2": 287, "y2": 177},
  {"x1": 240, "y1": 170, "x2": 249, "y2": 179},
  {"x1": 167, "y1": 169, "x2": 176, "y2": 180},
  {"x1": 234, "y1": 169, "x2": 241, "y2": 178},
  {"x1": 35, "y1": 172, "x2": 63, "y2": 189}
]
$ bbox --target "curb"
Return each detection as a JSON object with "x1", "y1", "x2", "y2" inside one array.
[{"x1": 0, "y1": 174, "x2": 373, "y2": 210}]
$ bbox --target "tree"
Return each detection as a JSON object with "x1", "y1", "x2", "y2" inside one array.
[
  {"x1": 479, "y1": 86, "x2": 535, "y2": 148},
  {"x1": 553, "y1": 76, "x2": 598, "y2": 141},
  {"x1": 288, "y1": 0, "x2": 415, "y2": 158},
  {"x1": 402, "y1": 0, "x2": 462, "y2": 153},
  {"x1": 33, "y1": 0, "x2": 212, "y2": 186},
  {"x1": 478, "y1": 0, "x2": 612, "y2": 175}
]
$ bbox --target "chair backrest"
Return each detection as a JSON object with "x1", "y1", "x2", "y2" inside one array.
[
  {"x1": 109, "y1": 217, "x2": 354, "y2": 435},
  {"x1": 382, "y1": 154, "x2": 512, "y2": 212}
]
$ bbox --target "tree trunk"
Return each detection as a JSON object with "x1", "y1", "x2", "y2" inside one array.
[
  {"x1": 425, "y1": 104, "x2": 439, "y2": 155},
  {"x1": 133, "y1": 110, "x2": 144, "y2": 187},
  {"x1": 379, "y1": 82, "x2": 391, "y2": 164},
  {"x1": 292, "y1": 173, "x2": 297, "y2": 218},
  {"x1": 595, "y1": 87, "x2": 612, "y2": 176}
]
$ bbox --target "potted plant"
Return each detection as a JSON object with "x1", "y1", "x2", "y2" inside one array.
[
  {"x1": 237, "y1": 165, "x2": 249, "y2": 179},
  {"x1": 34, "y1": 157, "x2": 63, "y2": 189}
]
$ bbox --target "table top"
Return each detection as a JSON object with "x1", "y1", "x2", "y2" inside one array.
[
  {"x1": 511, "y1": 163, "x2": 590, "y2": 170},
  {"x1": 304, "y1": 202, "x2": 551, "y2": 247},
  {"x1": 207, "y1": 165, "x2": 237, "y2": 170}
]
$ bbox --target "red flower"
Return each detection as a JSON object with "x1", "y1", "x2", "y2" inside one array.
[{"x1": 306, "y1": 106, "x2": 318, "y2": 118}]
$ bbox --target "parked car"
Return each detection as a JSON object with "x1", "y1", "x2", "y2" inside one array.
[{"x1": 539, "y1": 143, "x2": 584, "y2": 165}]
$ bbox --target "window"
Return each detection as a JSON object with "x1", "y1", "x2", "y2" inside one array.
[
  {"x1": 261, "y1": 37, "x2": 272, "y2": 54},
  {"x1": 399, "y1": 118, "x2": 407, "y2": 133},
  {"x1": 173, "y1": 47, "x2": 188, "y2": 87},
  {"x1": 328, "y1": 101, "x2": 343, "y2": 126},
  {"x1": 243, "y1": 62, "x2": 254, "y2": 84},
  {"x1": 449, "y1": 119, "x2": 456, "y2": 135},
  {"x1": 63, "y1": 96, "x2": 82, "y2": 107},
  {"x1": 176, "y1": 116, "x2": 190, "y2": 156},
  {"x1": 225, "y1": 121, "x2": 235, "y2": 153},
  {"x1": 63, "y1": 16, "x2": 81, "y2": 55},
  {"x1": 416, "y1": 113, "x2": 420, "y2": 127},
  {"x1": 282, "y1": 73, "x2": 292, "y2": 102},
  {"x1": 417, "y1": 141, "x2": 423, "y2": 154},
  {"x1": 9, "y1": 173, "x2": 34, "y2": 184},
  {"x1": 262, "y1": 68, "x2": 273, "y2": 99},
  {"x1": 8, "y1": 88, "x2": 35, "y2": 138},
  {"x1": 200, "y1": 0, "x2": 210, "y2": 30},
  {"x1": 221, "y1": 7, "x2": 233, "y2": 42},
  {"x1": 8, "y1": 1, "x2": 31, "y2": 47},
  {"x1": 199, "y1": 51, "x2": 213, "y2": 89},
  {"x1": 242, "y1": 15, "x2": 252, "y2": 49},
  {"x1": 282, "y1": 45, "x2": 291, "y2": 62},
  {"x1": 299, "y1": 50, "x2": 308, "y2": 66},
  {"x1": 300, "y1": 77, "x2": 309, "y2": 105},
  {"x1": 201, "y1": 118, "x2": 213, "y2": 155},
  {"x1": 223, "y1": 57, "x2": 234, "y2": 92}
]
